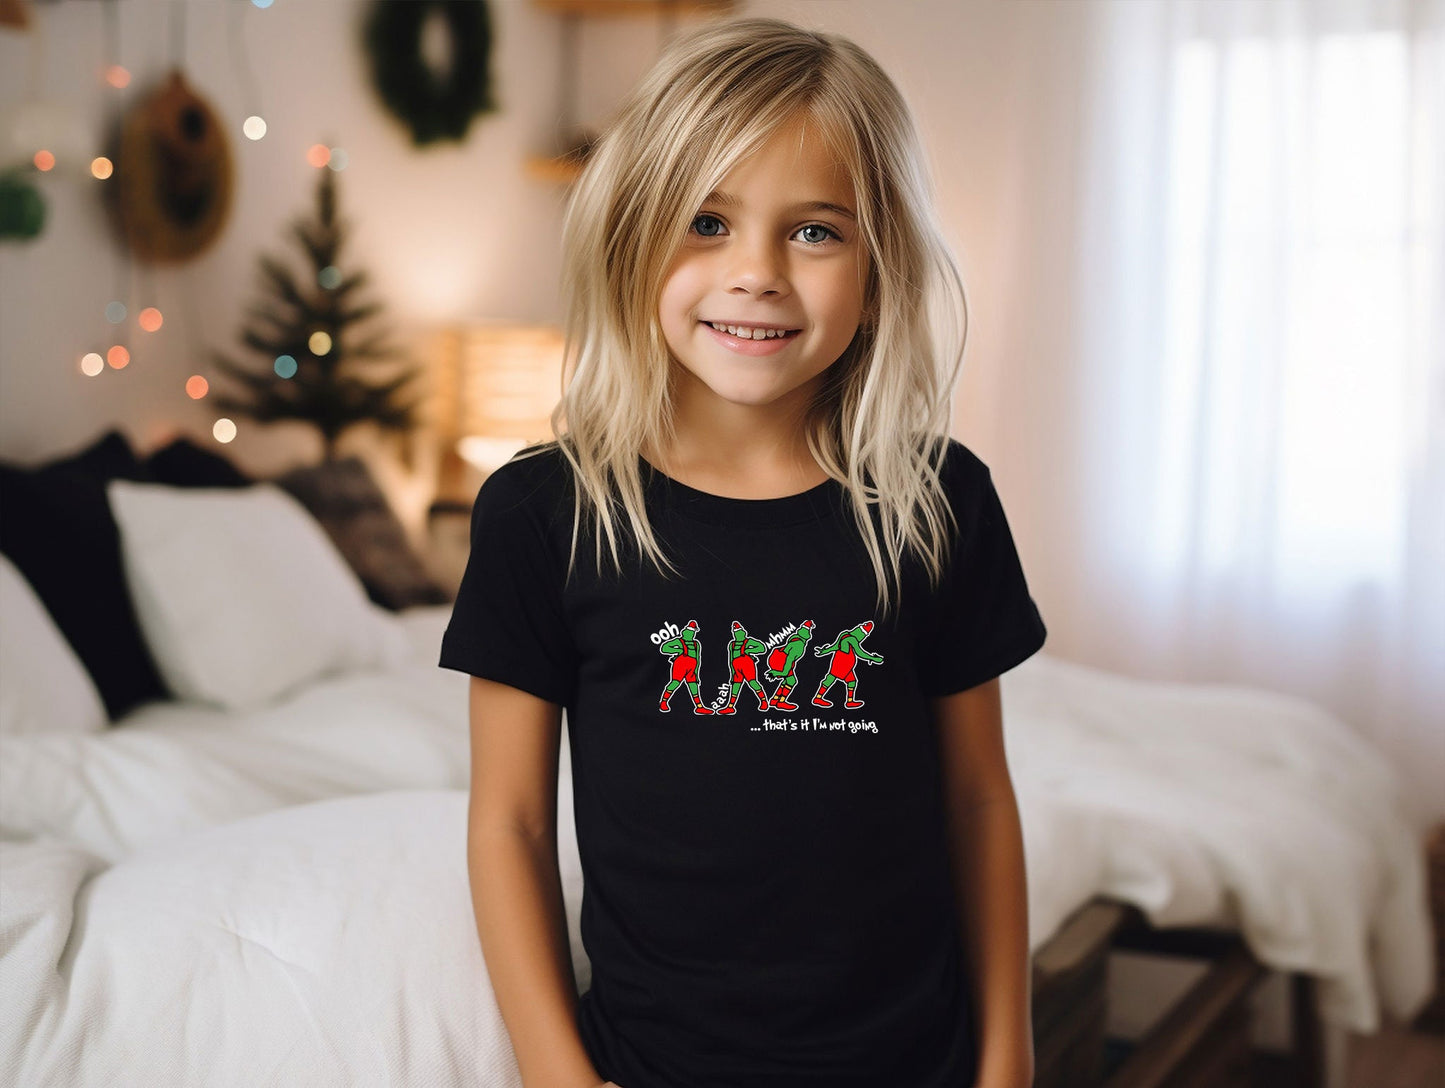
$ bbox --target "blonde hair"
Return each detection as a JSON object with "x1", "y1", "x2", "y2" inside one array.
[{"x1": 533, "y1": 15, "x2": 970, "y2": 621}]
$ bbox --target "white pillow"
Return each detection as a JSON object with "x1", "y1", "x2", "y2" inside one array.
[
  {"x1": 106, "y1": 480, "x2": 413, "y2": 711},
  {"x1": 0, "y1": 553, "x2": 108, "y2": 735}
]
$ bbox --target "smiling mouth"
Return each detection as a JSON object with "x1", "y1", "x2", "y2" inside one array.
[{"x1": 701, "y1": 321, "x2": 801, "y2": 341}]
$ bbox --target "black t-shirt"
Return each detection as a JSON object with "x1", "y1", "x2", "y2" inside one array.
[{"x1": 438, "y1": 438, "x2": 1047, "y2": 1088}]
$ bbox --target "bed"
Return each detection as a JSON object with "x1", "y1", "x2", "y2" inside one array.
[{"x1": 0, "y1": 442, "x2": 1433, "y2": 1088}]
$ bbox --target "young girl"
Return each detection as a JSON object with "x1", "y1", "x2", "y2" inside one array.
[{"x1": 440, "y1": 16, "x2": 1045, "y2": 1088}]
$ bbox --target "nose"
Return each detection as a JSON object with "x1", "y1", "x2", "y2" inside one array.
[{"x1": 726, "y1": 234, "x2": 789, "y2": 297}]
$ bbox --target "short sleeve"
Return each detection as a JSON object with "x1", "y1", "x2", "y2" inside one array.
[
  {"x1": 437, "y1": 469, "x2": 580, "y2": 707},
  {"x1": 915, "y1": 459, "x2": 1047, "y2": 698}
]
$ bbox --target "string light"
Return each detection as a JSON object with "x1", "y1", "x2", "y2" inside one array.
[
  {"x1": 327, "y1": 148, "x2": 349, "y2": 171},
  {"x1": 306, "y1": 143, "x2": 331, "y2": 169},
  {"x1": 242, "y1": 115, "x2": 267, "y2": 141},
  {"x1": 274, "y1": 354, "x2": 298, "y2": 378},
  {"x1": 105, "y1": 301, "x2": 127, "y2": 324},
  {"x1": 91, "y1": 157, "x2": 114, "y2": 180},
  {"x1": 308, "y1": 331, "x2": 332, "y2": 355},
  {"x1": 318, "y1": 265, "x2": 341, "y2": 290},
  {"x1": 213, "y1": 418, "x2": 238, "y2": 443},
  {"x1": 138, "y1": 307, "x2": 163, "y2": 332},
  {"x1": 105, "y1": 65, "x2": 131, "y2": 89},
  {"x1": 186, "y1": 375, "x2": 209, "y2": 399},
  {"x1": 107, "y1": 346, "x2": 130, "y2": 369},
  {"x1": 251, "y1": 0, "x2": 274, "y2": 9},
  {"x1": 33, "y1": 150, "x2": 55, "y2": 172},
  {"x1": 81, "y1": 353, "x2": 105, "y2": 377}
]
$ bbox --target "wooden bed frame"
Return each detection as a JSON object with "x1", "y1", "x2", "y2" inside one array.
[{"x1": 1030, "y1": 898, "x2": 1327, "y2": 1088}]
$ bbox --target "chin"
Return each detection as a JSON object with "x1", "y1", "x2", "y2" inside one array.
[{"x1": 698, "y1": 374, "x2": 796, "y2": 407}]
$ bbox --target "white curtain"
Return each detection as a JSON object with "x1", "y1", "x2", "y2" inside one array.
[{"x1": 1060, "y1": 0, "x2": 1444, "y2": 830}]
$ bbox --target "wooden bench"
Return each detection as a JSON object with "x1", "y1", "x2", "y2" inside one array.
[{"x1": 1030, "y1": 898, "x2": 1324, "y2": 1088}]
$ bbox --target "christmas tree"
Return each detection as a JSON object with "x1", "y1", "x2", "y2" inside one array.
[{"x1": 210, "y1": 166, "x2": 425, "y2": 463}]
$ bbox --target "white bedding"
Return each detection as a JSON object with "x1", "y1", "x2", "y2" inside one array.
[
  {"x1": 0, "y1": 636, "x2": 1433, "y2": 1085},
  {"x1": 1004, "y1": 654, "x2": 1433, "y2": 1034},
  {"x1": 0, "y1": 606, "x2": 465, "y2": 862},
  {"x1": 0, "y1": 790, "x2": 581, "y2": 1088}
]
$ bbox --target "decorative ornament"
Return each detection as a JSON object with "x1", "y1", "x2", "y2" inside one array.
[
  {"x1": 363, "y1": 0, "x2": 496, "y2": 147},
  {"x1": 0, "y1": 168, "x2": 45, "y2": 240},
  {"x1": 104, "y1": 70, "x2": 234, "y2": 264},
  {"x1": 0, "y1": 0, "x2": 31, "y2": 32}
]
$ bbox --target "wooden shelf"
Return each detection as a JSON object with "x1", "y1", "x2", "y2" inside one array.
[
  {"x1": 533, "y1": 0, "x2": 735, "y2": 16},
  {"x1": 527, "y1": 0, "x2": 735, "y2": 182},
  {"x1": 525, "y1": 153, "x2": 588, "y2": 185}
]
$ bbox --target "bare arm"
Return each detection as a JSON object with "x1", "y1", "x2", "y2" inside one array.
[
  {"x1": 932, "y1": 678, "x2": 1035, "y2": 1088},
  {"x1": 466, "y1": 676, "x2": 613, "y2": 1088}
]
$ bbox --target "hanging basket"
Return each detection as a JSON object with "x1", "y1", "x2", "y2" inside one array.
[
  {"x1": 364, "y1": 0, "x2": 496, "y2": 147},
  {"x1": 105, "y1": 69, "x2": 234, "y2": 265}
]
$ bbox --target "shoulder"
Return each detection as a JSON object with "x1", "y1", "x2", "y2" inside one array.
[
  {"x1": 918, "y1": 434, "x2": 991, "y2": 509},
  {"x1": 470, "y1": 440, "x2": 576, "y2": 526},
  {"x1": 936, "y1": 435, "x2": 988, "y2": 483}
]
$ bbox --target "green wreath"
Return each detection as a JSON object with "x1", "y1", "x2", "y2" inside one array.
[{"x1": 364, "y1": 0, "x2": 496, "y2": 147}]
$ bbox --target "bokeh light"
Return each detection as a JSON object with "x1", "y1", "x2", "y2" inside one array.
[
  {"x1": 243, "y1": 115, "x2": 267, "y2": 141},
  {"x1": 107, "y1": 345, "x2": 130, "y2": 369},
  {"x1": 274, "y1": 354, "x2": 298, "y2": 378},
  {"x1": 33, "y1": 150, "x2": 55, "y2": 171},
  {"x1": 186, "y1": 375, "x2": 209, "y2": 399},
  {"x1": 327, "y1": 148, "x2": 349, "y2": 171},
  {"x1": 91, "y1": 156, "x2": 114, "y2": 180},
  {"x1": 251, "y1": 0, "x2": 274, "y2": 9},
  {"x1": 105, "y1": 301, "x2": 127, "y2": 324},
  {"x1": 306, "y1": 143, "x2": 331, "y2": 169},
  {"x1": 105, "y1": 65, "x2": 131, "y2": 89},
  {"x1": 308, "y1": 331, "x2": 332, "y2": 356},
  {"x1": 318, "y1": 265, "x2": 342, "y2": 290},
  {"x1": 213, "y1": 418, "x2": 238, "y2": 443},
  {"x1": 81, "y1": 353, "x2": 105, "y2": 376},
  {"x1": 138, "y1": 307, "x2": 163, "y2": 332}
]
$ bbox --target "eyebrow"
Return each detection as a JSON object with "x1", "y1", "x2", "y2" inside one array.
[{"x1": 703, "y1": 190, "x2": 857, "y2": 222}]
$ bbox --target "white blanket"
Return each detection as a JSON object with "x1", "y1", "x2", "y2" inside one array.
[
  {"x1": 0, "y1": 790, "x2": 579, "y2": 1088},
  {"x1": 0, "y1": 606, "x2": 466, "y2": 862},
  {"x1": 0, "y1": 639, "x2": 1433, "y2": 1085},
  {"x1": 1004, "y1": 654, "x2": 1433, "y2": 1034}
]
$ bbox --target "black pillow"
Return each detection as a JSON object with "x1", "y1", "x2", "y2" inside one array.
[
  {"x1": 0, "y1": 430, "x2": 170, "y2": 720},
  {"x1": 144, "y1": 435, "x2": 253, "y2": 488}
]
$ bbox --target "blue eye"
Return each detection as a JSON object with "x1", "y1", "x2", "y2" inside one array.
[
  {"x1": 692, "y1": 214, "x2": 724, "y2": 237},
  {"x1": 796, "y1": 224, "x2": 839, "y2": 245}
]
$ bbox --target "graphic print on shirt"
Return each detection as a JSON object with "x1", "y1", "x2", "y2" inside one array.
[
  {"x1": 718, "y1": 620, "x2": 771, "y2": 715},
  {"x1": 811, "y1": 621, "x2": 883, "y2": 709},
  {"x1": 654, "y1": 618, "x2": 884, "y2": 719},
  {"x1": 761, "y1": 619, "x2": 815, "y2": 710},
  {"x1": 657, "y1": 619, "x2": 715, "y2": 714}
]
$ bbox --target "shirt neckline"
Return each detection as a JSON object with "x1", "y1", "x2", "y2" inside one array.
[{"x1": 639, "y1": 454, "x2": 844, "y2": 528}]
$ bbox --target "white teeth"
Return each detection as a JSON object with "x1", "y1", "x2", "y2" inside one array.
[{"x1": 707, "y1": 321, "x2": 793, "y2": 340}]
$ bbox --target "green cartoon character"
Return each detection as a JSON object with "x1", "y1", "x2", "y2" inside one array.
[
  {"x1": 811, "y1": 620, "x2": 883, "y2": 709},
  {"x1": 657, "y1": 620, "x2": 715, "y2": 715},
  {"x1": 717, "y1": 620, "x2": 770, "y2": 715},
  {"x1": 762, "y1": 619, "x2": 815, "y2": 711}
]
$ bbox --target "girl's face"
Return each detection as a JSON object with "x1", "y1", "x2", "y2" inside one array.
[{"x1": 657, "y1": 113, "x2": 868, "y2": 421}]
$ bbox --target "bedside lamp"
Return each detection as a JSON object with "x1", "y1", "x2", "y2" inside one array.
[
  {"x1": 432, "y1": 322, "x2": 566, "y2": 501},
  {"x1": 426, "y1": 322, "x2": 567, "y2": 597}
]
